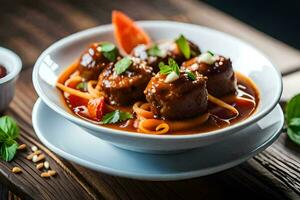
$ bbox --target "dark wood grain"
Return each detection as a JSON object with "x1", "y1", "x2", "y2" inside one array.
[{"x1": 1, "y1": 0, "x2": 300, "y2": 199}]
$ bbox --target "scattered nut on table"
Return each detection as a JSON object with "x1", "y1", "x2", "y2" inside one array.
[
  {"x1": 36, "y1": 163, "x2": 44, "y2": 170},
  {"x1": 26, "y1": 150, "x2": 41, "y2": 160},
  {"x1": 12, "y1": 167, "x2": 22, "y2": 174},
  {"x1": 17, "y1": 144, "x2": 26, "y2": 150},
  {"x1": 44, "y1": 161, "x2": 49, "y2": 169},
  {"x1": 31, "y1": 145, "x2": 38, "y2": 152}
]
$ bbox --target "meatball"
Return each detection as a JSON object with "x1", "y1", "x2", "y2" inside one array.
[
  {"x1": 98, "y1": 57, "x2": 153, "y2": 105},
  {"x1": 131, "y1": 40, "x2": 200, "y2": 72},
  {"x1": 183, "y1": 53, "x2": 237, "y2": 97},
  {"x1": 78, "y1": 43, "x2": 120, "y2": 80},
  {"x1": 144, "y1": 72, "x2": 208, "y2": 120}
]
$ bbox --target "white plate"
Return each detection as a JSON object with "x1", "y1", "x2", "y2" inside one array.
[
  {"x1": 32, "y1": 99, "x2": 284, "y2": 181},
  {"x1": 32, "y1": 21, "x2": 283, "y2": 153}
]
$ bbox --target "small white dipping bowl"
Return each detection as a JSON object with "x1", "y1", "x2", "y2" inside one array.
[
  {"x1": 32, "y1": 21, "x2": 282, "y2": 153},
  {"x1": 0, "y1": 47, "x2": 22, "y2": 113}
]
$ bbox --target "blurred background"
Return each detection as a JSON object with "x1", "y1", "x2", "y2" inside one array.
[{"x1": 203, "y1": 0, "x2": 300, "y2": 50}]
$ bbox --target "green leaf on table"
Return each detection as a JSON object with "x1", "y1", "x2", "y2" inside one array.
[
  {"x1": 102, "y1": 110, "x2": 132, "y2": 124},
  {"x1": 0, "y1": 116, "x2": 19, "y2": 142},
  {"x1": 285, "y1": 94, "x2": 300, "y2": 145},
  {"x1": 114, "y1": 57, "x2": 133, "y2": 75},
  {"x1": 0, "y1": 116, "x2": 20, "y2": 162},
  {"x1": 175, "y1": 34, "x2": 191, "y2": 59},
  {"x1": 0, "y1": 141, "x2": 18, "y2": 162}
]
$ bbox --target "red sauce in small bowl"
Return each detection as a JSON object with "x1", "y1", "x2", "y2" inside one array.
[{"x1": 0, "y1": 65, "x2": 7, "y2": 78}]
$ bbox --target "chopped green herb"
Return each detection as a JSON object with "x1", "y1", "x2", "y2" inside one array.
[
  {"x1": 207, "y1": 50, "x2": 214, "y2": 56},
  {"x1": 76, "y1": 82, "x2": 88, "y2": 91},
  {"x1": 286, "y1": 94, "x2": 300, "y2": 145},
  {"x1": 99, "y1": 42, "x2": 118, "y2": 62},
  {"x1": 147, "y1": 45, "x2": 164, "y2": 57},
  {"x1": 186, "y1": 70, "x2": 196, "y2": 81},
  {"x1": 102, "y1": 110, "x2": 132, "y2": 124},
  {"x1": 175, "y1": 34, "x2": 191, "y2": 59},
  {"x1": 159, "y1": 58, "x2": 180, "y2": 76},
  {"x1": 0, "y1": 116, "x2": 19, "y2": 162},
  {"x1": 115, "y1": 57, "x2": 133, "y2": 75}
]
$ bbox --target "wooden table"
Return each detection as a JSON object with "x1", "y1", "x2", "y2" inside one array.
[{"x1": 1, "y1": 0, "x2": 300, "y2": 199}]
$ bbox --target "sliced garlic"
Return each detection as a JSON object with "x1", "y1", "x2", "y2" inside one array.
[
  {"x1": 197, "y1": 52, "x2": 219, "y2": 65},
  {"x1": 164, "y1": 71, "x2": 179, "y2": 83}
]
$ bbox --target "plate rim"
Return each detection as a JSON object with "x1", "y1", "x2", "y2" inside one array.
[{"x1": 32, "y1": 98, "x2": 284, "y2": 181}]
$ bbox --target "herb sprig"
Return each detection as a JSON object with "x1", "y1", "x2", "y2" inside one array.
[
  {"x1": 286, "y1": 94, "x2": 300, "y2": 145},
  {"x1": 185, "y1": 70, "x2": 196, "y2": 81},
  {"x1": 159, "y1": 58, "x2": 180, "y2": 76},
  {"x1": 115, "y1": 57, "x2": 133, "y2": 75},
  {"x1": 147, "y1": 45, "x2": 164, "y2": 57},
  {"x1": 0, "y1": 116, "x2": 19, "y2": 162},
  {"x1": 102, "y1": 110, "x2": 132, "y2": 124},
  {"x1": 99, "y1": 42, "x2": 118, "y2": 62},
  {"x1": 175, "y1": 34, "x2": 191, "y2": 59}
]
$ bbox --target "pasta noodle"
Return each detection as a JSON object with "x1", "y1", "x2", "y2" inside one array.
[
  {"x1": 87, "y1": 80, "x2": 104, "y2": 98},
  {"x1": 64, "y1": 75, "x2": 82, "y2": 87},
  {"x1": 208, "y1": 93, "x2": 239, "y2": 115},
  {"x1": 167, "y1": 113, "x2": 210, "y2": 131},
  {"x1": 138, "y1": 119, "x2": 169, "y2": 134},
  {"x1": 133, "y1": 102, "x2": 154, "y2": 119},
  {"x1": 57, "y1": 60, "x2": 80, "y2": 84},
  {"x1": 56, "y1": 82, "x2": 93, "y2": 99}
]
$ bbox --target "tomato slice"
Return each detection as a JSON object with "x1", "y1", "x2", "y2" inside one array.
[
  {"x1": 87, "y1": 98, "x2": 106, "y2": 121},
  {"x1": 112, "y1": 10, "x2": 151, "y2": 54}
]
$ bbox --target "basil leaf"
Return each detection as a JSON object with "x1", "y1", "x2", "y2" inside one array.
[
  {"x1": 119, "y1": 111, "x2": 133, "y2": 121},
  {"x1": 286, "y1": 94, "x2": 300, "y2": 124},
  {"x1": 287, "y1": 128, "x2": 300, "y2": 146},
  {"x1": 159, "y1": 59, "x2": 180, "y2": 76},
  {"x1": 101, "y1": 42, "x2": 115, "y2": 52},
  {"x1": 285, "y1": 94, "x2": 300, "y2": 145},
  {"x1": 175, "y1": 34, "x2": 191, "y2": 59},
  {"x1": 102, "y1": 110, "x2": 132, "y2": 124},
  {"x1": 168, "y1": 58, "x2": 180, "y2": 76},
  {"x1": 0, "y1": 116, "x2": 19, "y2": 141},
  {"x1": 186, "y1": 71, "x2": 196, "y2": 81},
  {"x1": 100, "y1": 42, "x2": 118, "y2": 62},
  {"x1": 147, "y1": 45, "x2": 164, "y2": 57},
  {"x1": 115, "y1": 57, "x2": 133, "y2": 75},
  {"x1": 159, "y1": 62, "x2": 172, "y2": 74},
  {"x1": 0, "y1": 141, "x2": 18, "y2": 162},
  {"x1": 76, "y1": 82, "x2": 87, "y2": 91}
]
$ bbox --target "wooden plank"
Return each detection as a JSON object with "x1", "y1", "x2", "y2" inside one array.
[{"x1": 0, "y1": 0, "x2": 300, "y2": 199}]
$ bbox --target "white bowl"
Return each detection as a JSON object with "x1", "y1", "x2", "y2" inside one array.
[
  {"x1": 0, "y1": 47, "x2": 22, "y2": 113},
  {"x1": 32, "y1": 21, "x2": 282, "y2": 153}
]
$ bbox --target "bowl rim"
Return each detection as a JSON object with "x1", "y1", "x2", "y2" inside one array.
[
  {"x1": 32, "y1": 20, "x2": 283, "y2": 140},
  {"x1": 0, "y1": 47, "x2": 22, "y2": 84}
]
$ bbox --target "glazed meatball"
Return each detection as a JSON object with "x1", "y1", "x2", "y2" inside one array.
[
  {"x1": 98, "y1": 57, "x2": 153, "y2": 105},
  {"x1": 78, "y1": 43, "x2": 120, "y2": 80},
  {"x1": 131, "y1": 40, "x2": 200, "y2": 72},
  {"x1": 183, "y1": 53, "x2": 237, "y2": 97},
  {"x1": 144, "y1": 72, "x2": 208, "y2": 120}
]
